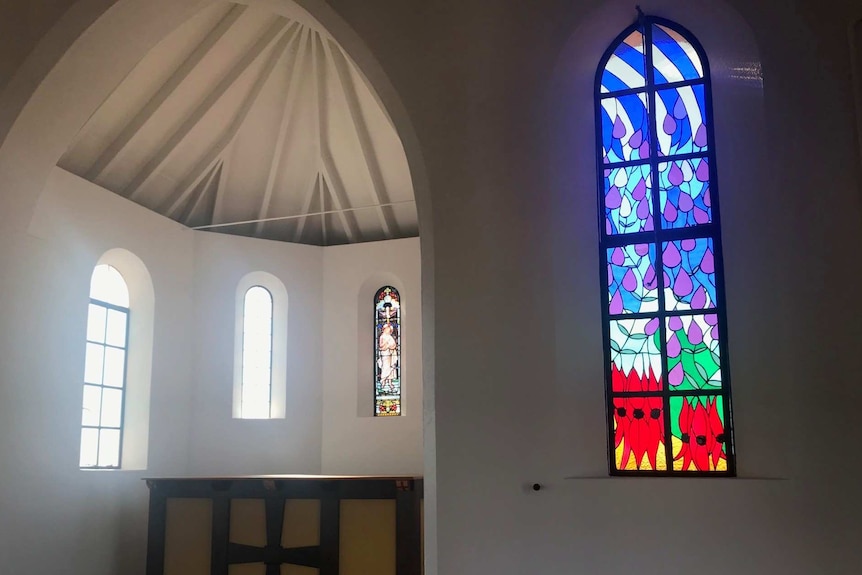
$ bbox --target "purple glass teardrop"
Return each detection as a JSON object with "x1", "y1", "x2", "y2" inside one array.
[
  {"x1": 629, "y1": 129, "x2": 643, "y2": 148},
  {"x1": 611, "y1": 247, "x2": 625, "y2": 266},
  {"x1": 694, "y1": 207, "x2": 710, "y2": 224},
  {"x1": 695, "y1": 159, "x2": 710, "y2": 182},
  {"x1": 681, "y1": 238, "x2": 697, "y2": 252},
  {"x1": 639, "y1": 141, "x2": 650, "y2": 159},
  {"x1": 711, "y1": 325, "x2": 720, "y2": 341},
  {"x1": 622, "y1": 269, "x2": 638, "y2": 291},
  {"x1": 635, "y1": 243, "x2": 649, "y2": 256},
  {"x1": 613, "y1": 116, "x2": 626, "y2": 139},
  {"x1": 703, "y1": 187, "x2": 711, "y2": 207},
  {"x1": 606, "y1": 218, "x2": 613, "y2": 234},
  {"x1": 663, "y1": 114, "x2": 677, "y2": 135},
  {"x1": 705, "y1": 314, "x2": 718, "y2": 326},
  {"x1": 664, "y1": 202, "x2": 678, "y2": 223},
  {"x1": 669, "y1": 362, "x2": 684, "y2": 386},
  {"x1": 645, "y1": 317, "x2": 659, "y2": 336},
  {"x1": 673, "y1": 97, "x2": 688, "y2": 120},
  {"x1": 606, "y1": 186, "x2": 622, "y2": 209},
  {"x1": 644, "y1": 217, "x2": 654, "y2": 231},
  {"x1": 668, "y1": 334, "x2": 682, "y2": 359},
  {"x1": 691, "y1": 286, "x2": 707, "y2": 309},
  {"x1": 669, "y1": 163, "x2": 684, "y2": 186},
  {"x1": 636, "y1": 198, "x2": 651, "y2": 219},
  {"x1": 668, "y1": 316, "x2": 683, "y2": 331},
  {"x1": 632, "y1": 178, "x2": 647, "y2": 200},
  {"x1": 644, "y1": 265, "x2": 657, "y2": 289},
  {"x1": 688, "y1": 321, "x2": 704, "y2": 345},
  {"x1": 610, "y1": 289, "x2": 624, "y2": 314},
  {"x1": 673, "y1": 269, "x2": 693, "y2": 297},
  {"x1": 700, "y1": 249, "x2": 715, "y2": 274},
  {"x1": 694, "y1": 123, "x2": 708, "y2": 148},
  {"x1": 663, "y1": 242, "x2": 682, "y2": 267},
  {"x1": 678, "y1": 192, "x2": 694, "y2": 213}
]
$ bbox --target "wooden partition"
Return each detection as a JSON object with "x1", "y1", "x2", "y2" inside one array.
[{"x1": 145, "y1": 476, "x2": 422, "y2": 575}]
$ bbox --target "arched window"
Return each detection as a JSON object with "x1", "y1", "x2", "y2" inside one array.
[
  {"x1": 374, "y1": 286, "x2": 401, "y2": 416},
  {"x1": 81, "y1": 264, "x2": 130, "y2": 468},
  {"x1": 241, "y1": 286, "x2": 274, "y2": 419},
  {"x1": 597, "y1": 14, "x2": 735, "y2": 474}
]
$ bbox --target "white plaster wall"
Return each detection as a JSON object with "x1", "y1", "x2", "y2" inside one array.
[
  {"x1": 321, "y1": 237, "x2": 423, "y2": 475},
  {"x1": 188, "y1": 231, "x2": 324, "y2": 475}
]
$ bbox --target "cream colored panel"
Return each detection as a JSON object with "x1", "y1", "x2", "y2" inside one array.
[
  {"x1": 282, "y1": 566, "x2": 319, "y2": 575},
  {"x1": 282, "y1": 499, "x2": 320, "y2": 548},
  {"x1": 164, "y1": 498, "x2": 212, "y2": 575},
  {"x1": 229, "y1": 564, "x2": 265, "y2": 575},
  {"x1": 230, "y1": 499, "x2": 267, "y2": 546},
  {"x1": 339, "y1": 500, "x2": 396, "y2": 575}
]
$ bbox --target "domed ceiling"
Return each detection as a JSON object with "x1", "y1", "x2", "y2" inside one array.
[{"x1": 58, "y1": 1, "x2": 417, "y2": 246}]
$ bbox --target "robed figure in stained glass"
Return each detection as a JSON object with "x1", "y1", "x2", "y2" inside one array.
[{"x1": 374, "y1": 287, "x2": 401, "y2": 416}]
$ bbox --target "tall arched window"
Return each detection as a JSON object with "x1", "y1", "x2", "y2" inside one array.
[
  {"x1": 81, "y1": 264, "x2": 130, "y2": 468},
  {"x1": 597, "y1": 14, "x2": 735, "y2": 474},
  {"x1": 374, "y1": 286, "x2": 401, "y2": 416},
  {"x1": 241, "y1": 286, "x2": 274, "y2": 419}
]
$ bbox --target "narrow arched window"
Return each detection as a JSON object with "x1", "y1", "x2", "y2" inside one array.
[
  {"x1": 374, "y1": 286, "x2": 401, "y2": 416},
  {"x1": 81, "y1": 264, "x2": 130, "y2": 468},
  {"x1": 241, "y1": 286, "x2": 274, "y2": 419},
  {"x1": 597, "y1": 14, "x2": 735, "y2": 474}
]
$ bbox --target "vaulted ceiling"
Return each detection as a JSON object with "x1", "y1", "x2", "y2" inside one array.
[{"x1": 58, "y1": 1, "x2": 417, "y2": 246}]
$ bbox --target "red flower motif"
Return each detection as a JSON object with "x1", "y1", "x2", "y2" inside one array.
[
  {"x1": 611, "y1": 364, "x2": 662, "y2": 393},
  {"x1": 613, "y1": 395, "x2": 664, "y2": 470},
  {"x1": 675, "y1": 397, "x2": 726, "y2": 471}
]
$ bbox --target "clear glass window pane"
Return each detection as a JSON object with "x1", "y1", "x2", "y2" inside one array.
[
  {"x1": 87, "y1": 304, "x2": 107, "y2": 343},
  {"x1": 90, "y1": 265, "x2": 129, "y2": 307},
  {"x1": 84, "y1": 343, "x2": 105, "y2": 385},
  {"x1": 80, "y1": 428, "x2": 99, "y2": 467},
  {"x1": 82, "y1": 384, "x2": 102, "y2": 426},
  {"x1": 102, "y1": 347, "x2": 126, "y2": 388},
  {"x1": 105, "y1": 309, "x2": 127, "y2": 348},
  {"x1": 100, "y1": 387, "x2": 123, "y2": 428},
  {"x1": 97, "y1": 429, "x2": 121, "y2": 467}
]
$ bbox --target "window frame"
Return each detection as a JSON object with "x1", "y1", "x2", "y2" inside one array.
[
  {"x1": 595, "y1": 14, "x2": 736, "y2": 476},
  {"x1": 373, "y1": 285, "x2": 402, "y2": 417},
  {"x1": 240, "y1": 284, "x2": 275, "y2": 419}
]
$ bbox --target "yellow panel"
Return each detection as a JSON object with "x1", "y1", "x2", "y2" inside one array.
[
  {"x1": 229, "y1": 564, "x2": 265, "y2": 575},
  {"x1": 282, "y1": 499, "x2": 320, "y2": 548},
  {"x1": 282, "y1": 566, "x2": 319, "y2": 575},
  {"x1": 164, "y1": 498, "x2": 212, "y2": 575},
  {"x1": 230, "y1": 499, "x2": 267, "y2": 547},
  {"x1": 339, "y1": 500, "x2": 396, "y2": 575}
]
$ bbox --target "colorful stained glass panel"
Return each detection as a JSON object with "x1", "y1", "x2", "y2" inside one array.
[
  {"x1": 655, "y1": 85, "x2": 707, "y2": 157},
  {"x1": 608, "y1": 243, "x2": 658, "y2": 314},
  {"x1": 604, "y1": 164, "x2": 653, "y2": 235},
  {"x1": 658, "y1": 157, "x2": 712, "y2": 228},
  {"x1": 651, "y1": 24, "x2": 704, "y2": 84},
  {"x1": 375, "y1": 286, "x2": 401, "y2": 417},
  {"x1": 609, "y1": 318, "x2": 663, "y2": 392},
  {"x1": 601, "y1": 93, "x2": 650, "y2": 164},
  {"x1": 662, "y1": 238, "x2": 717, "y2": 311},
  {"x1": 601, "y1": 29, "x2": 646, "y2": 93},
  {"x1": 670, "y1": 395, "x2": 728, "y2": 472},
  {"x1": 666, "y1": 314, "x2": 722, "y2": 390},
  {"x1": 613, "y1": 395, "x2": 667, "y2": 471}
]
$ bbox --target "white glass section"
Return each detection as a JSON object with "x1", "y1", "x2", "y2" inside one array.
[
  {"x1": 80, "y1": 428, "x2": 99, "y2": 467},
  {"x1": 102, "y1": 347, "x2": 126, "y2": 388},
  {"x1": 241, "y1": 286, "x2": 273, "y2": 418},
  {"x1": 84, "y1": 343, "x2": 104, "y2": 385},
  {"x1": 86, "y1": 304, "x2": 107, "y2": 343},
  {"x1": 82, "y1": 385, "x2": 102, "y2": 426},
  {"x1": 100, "y1": 387, "x2": 123, "y2": 428},
  {"x1": 98, "y1": 429, "x2": 121, "y2": 467},
  {"x1": 89, "y1": 264, "x2": 129, "y2": 307},
  {"x1": 105, "y1": 309, "x2": 127, "y2": 347}
]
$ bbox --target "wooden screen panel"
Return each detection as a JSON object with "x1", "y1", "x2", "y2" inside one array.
[
  {"x1": 339, "y1": 500, "x2": 396, "y2": 575},
  {"x1": 164, "y1": 498, "x2": 212, "y2": 575},
  {"x1": 230, "y1": 499, "x2": 267, "y2": 547},
  {"x1": 229, "y1": 566, "x2": 265, "y2": 575},
  {"x1": 282, "y1": 499, "x2": 320, "y2": 548}
]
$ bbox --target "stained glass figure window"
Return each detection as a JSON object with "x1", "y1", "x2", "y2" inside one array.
[
  {"x1": 241, "y1": 286, "x2": 274, "y2": 419},
  {"x1": 596, "y1": 14, "x2": 735, "y2": 474},
  {"x1": 81, "y1": 264, "x2": 129, "y2": 469},
  {"x1": 374, "y1": 286, "x2": 401, "y2": 416}
]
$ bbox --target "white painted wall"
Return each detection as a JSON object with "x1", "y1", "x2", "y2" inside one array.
[{"x1": 321, "y1": 237, "x2": 423, "y2": 475}]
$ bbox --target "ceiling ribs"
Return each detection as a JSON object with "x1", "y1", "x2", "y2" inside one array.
[
  {"x1": 292, "y1": 172, "x2": 321, "y2": 243},
  {"x1": 125, "y1": 17, "x2": 292, "y2": 202},
  {"x1": 159, "y1": 21, "x2": 302, "y2": 217},
  {"x1": 85, "y1": 3, "x2": 246, "y2": 182},
  {"x1": 211, "y1": 141, "x2": 234, "y2": 224},
  {"x1": 180, "y1": 160, "x2": 222, "y2": 225},
  {"x1": 323, "y1": 38, "x2": 398, "y2": 238},
  {"x1": 255, "y1": 26, "x2": 310, "y2": 237}
]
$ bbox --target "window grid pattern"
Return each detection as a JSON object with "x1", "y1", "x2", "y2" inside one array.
[
  {"x1": 374, "y1": 286, "x2": 401, "y2": 416},
  {"x1": 596, "y1": 16, "x2": 735, "y2": 475},
  {"x1": 241, "y1": 286, "x2": 274, "y2": 419},
  {"x1": 81, "y1": 299, "x2": 129, "y2": 469}
]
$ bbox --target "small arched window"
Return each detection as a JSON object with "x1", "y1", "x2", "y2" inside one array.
[
  {"x1": 241, "y1": 286, "x2": 274, "y2": 419},
  {"x1": 81, "y1": 264, "x2": 130, "y2": 468},
  {"x1": 374, "y1": 286, "x2": 401, "y2": 416},
  {"x1": 597, "y1": 14, "x2": 735, "y2": 474}
]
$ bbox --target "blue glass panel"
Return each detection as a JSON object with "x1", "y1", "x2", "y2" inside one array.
[
  {"x1": 655, "y1": 85, "x2": 707, "y2": 157},
  {"x1": 601, "y1": 30, "x2": 646, "y2": 93},
  {"x1": 652, "y1": 24, "x2": 703, "y2": 84},
  {"x1": 608, "y1": 243, "x2": 658, "y2": 315},
  {"x1": 658, "y1": 157, "x2": 712, "y2": 229},
  {"x1": 601, "y1": 93, "x2": 650, "y2": 164},
  {"x1": 604, "y1": 164, "x2": 653, "y2": 235},
  {"x1": 662, "y1": 238, "x2": 717, "y2": 311}
]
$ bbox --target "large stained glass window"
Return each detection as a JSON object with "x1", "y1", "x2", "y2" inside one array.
[
  {"x1": 374, "y1": 286, "x2": 401, "y2": 416},
  {"x1": 596, "y1": 15, "x2": 735, "y2": 474},
  {"x1": 81, "y1": 264, "x2": 130, "y2": 469}
]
